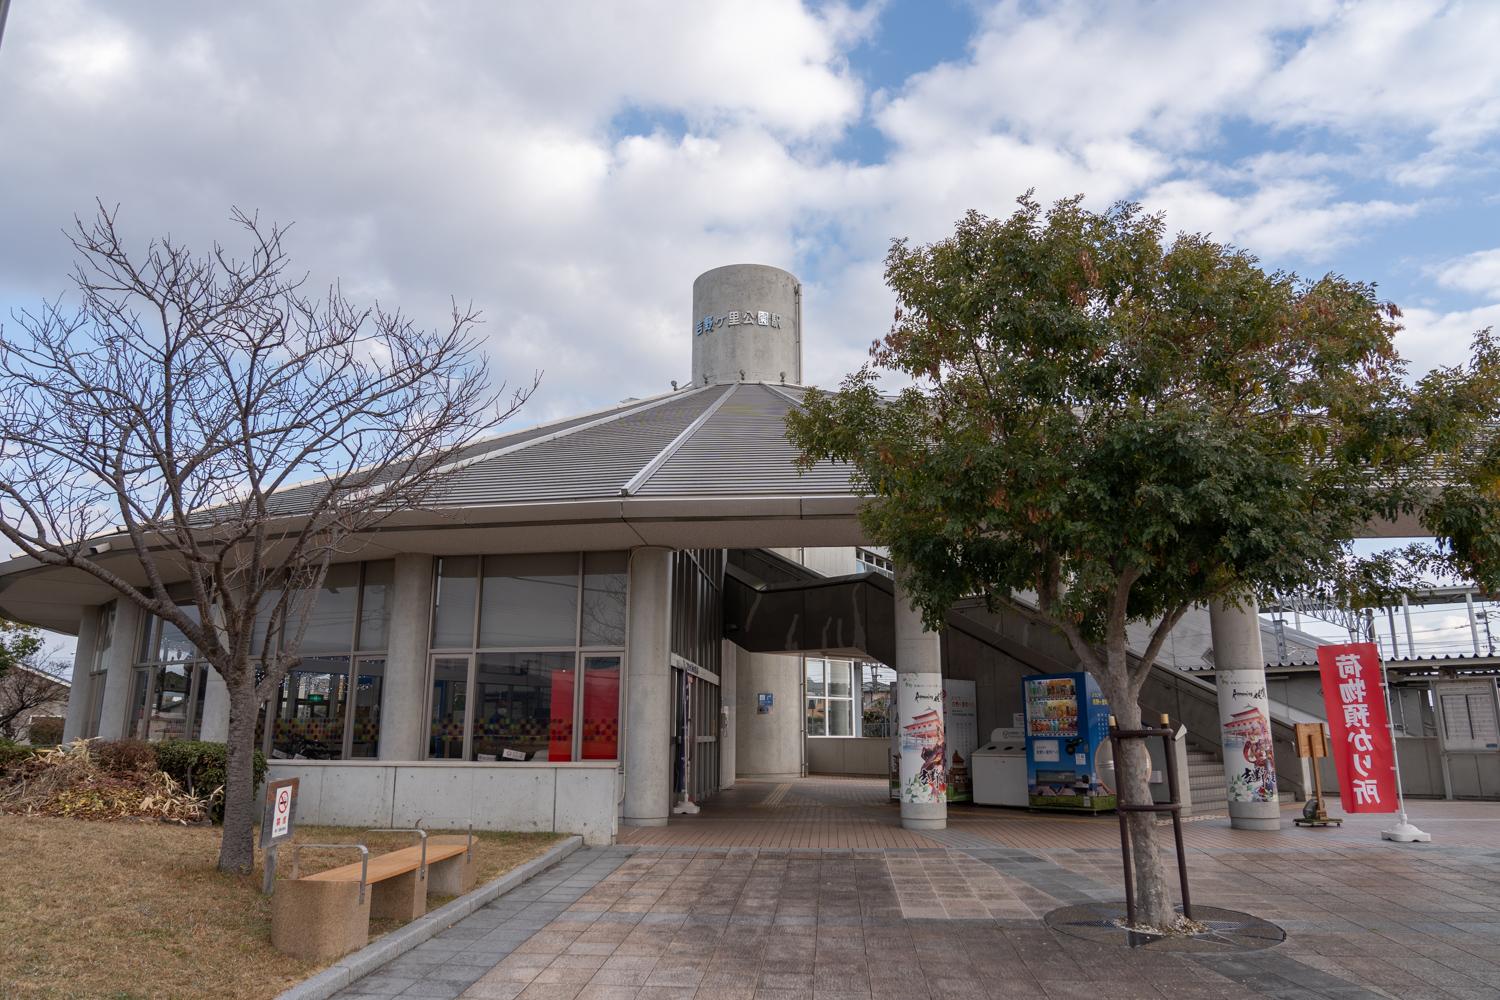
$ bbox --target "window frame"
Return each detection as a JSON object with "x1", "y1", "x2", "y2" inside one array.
[{"x1": 422, "y1": 552, "x2": 626, "y2": 762}]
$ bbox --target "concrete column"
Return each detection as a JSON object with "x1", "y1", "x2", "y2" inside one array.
[
  {"x1": 623, "y1": 547, "x2": 673, "y2": 826},
  {"x1": 379, "y1": 553, "x2": 434, "y2": 761},
  {"x1": 719, "y1": 639, "x2": 737, "y2": 790},
  {"x1": 734, "y1": 651, "x2": 803, "y2": 779},
  {"x1": 1209, "y1": 597, "x2": 1281, "y2": 831},
  {"x1": 894, "y1": 569, "x2": 946, "y2": 830},
  {"x1": 61, "y1": 606, "x2": 103, "y2": 742},
  {"x1": 95, "y1": 600, "x2": 143, "y2": 740},
  {"x1": 198, "y1": 669, "x2": 230, "y2": 742}
]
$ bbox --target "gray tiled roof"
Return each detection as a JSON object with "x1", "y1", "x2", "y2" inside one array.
[{"x1": 270, "y1": 382, "x2": 859, "y2": 513}]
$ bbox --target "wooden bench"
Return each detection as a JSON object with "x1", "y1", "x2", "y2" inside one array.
[{"x1": 270, "y1": 829, "x2": 477, "y2": 960}]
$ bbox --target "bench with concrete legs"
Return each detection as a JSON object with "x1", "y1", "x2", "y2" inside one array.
[{"x1": 270, "y1": 829, "x2": 477, "y2": 961}]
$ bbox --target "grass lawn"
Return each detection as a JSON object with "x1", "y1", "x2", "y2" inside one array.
[{"x1": 0, "y1": 815, "x2": 562, "y2": 1000}]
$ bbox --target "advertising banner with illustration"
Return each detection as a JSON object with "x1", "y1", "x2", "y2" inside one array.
[
  {"x1": 1216, "y1": 669, "x2": 1279, "y2": 803},
  {"x1": 896, "y1": 673, "x2": 946, "y2": 804},
  {"x1": 1315, "y1": 642, "x2": 1398, "y2": 813},
  {"x1": 942, "y1": 680, "x2": 977, "y2": 802}
]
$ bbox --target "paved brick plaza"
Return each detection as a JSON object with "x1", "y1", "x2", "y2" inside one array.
[{"x1": 331, "y1": 780, "x2": 1500, "y2": 1000}]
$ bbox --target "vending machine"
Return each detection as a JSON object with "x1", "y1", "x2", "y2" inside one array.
[{"x1": 1023, "y1": 672, "x2": 1116, "y2": 813}]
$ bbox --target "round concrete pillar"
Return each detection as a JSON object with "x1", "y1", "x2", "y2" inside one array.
[
  {"x1": 734, "y1": 651, "x2": 803, "y2": 779},
  {"x1": 1209, "y1": 597, "x2": 1281, "y2": 831},
  {"x1": 623, "y1": 547, "x2": 673, "y2": 827},
  {"x1": 894, "y1": 569, "x2": 946, "y2": 831},
  {"x1": 379, "y1": 553, "x2": 436, "y2": 761},
  {"x1": 691, "y1": 264, "x2": 802, "y2": 386}
]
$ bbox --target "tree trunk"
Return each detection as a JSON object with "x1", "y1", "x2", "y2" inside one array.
[
  {"x1": 217, "y1": 672, "x2": 259, "y2": 875},
  {"x1": 1097, "y1": 671, "x2": 1179, "y2": 930}
]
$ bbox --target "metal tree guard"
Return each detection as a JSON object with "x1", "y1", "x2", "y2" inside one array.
[{"x1": 1108, "y1": 713, "x2": 1193, "y2": 927}]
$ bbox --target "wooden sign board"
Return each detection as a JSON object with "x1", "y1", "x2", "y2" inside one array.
[{"x1": 1295, "y1": 722, "x2": 1328, "y2": 759}]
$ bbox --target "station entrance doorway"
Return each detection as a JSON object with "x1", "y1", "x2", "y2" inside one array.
[{"x1": 672, "y1": 658, "x2": 721, "y2": 807}]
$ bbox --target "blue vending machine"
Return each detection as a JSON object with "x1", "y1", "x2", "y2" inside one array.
[{"x1": 1023, "y1": 672, "x2": 1116, "y2": 813}]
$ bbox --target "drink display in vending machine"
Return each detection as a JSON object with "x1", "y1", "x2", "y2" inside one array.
[{"x1": 1023, "y1": 672, "x2": 1116, "y2": 813}]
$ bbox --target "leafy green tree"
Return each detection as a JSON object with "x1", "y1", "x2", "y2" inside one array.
[
  {"x1": 787, "y1": 194, "x2": 1500, "y2": 930},
  {"x1": 0, "y1": 619, "x2": 43, "y2": 679}
]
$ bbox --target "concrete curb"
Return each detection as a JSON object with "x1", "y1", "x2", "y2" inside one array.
[{"x1": 276, "y1": 835, "x2": 585, "y2": 1000}]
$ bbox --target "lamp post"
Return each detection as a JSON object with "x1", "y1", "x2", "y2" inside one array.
[{"x1": 0, "y1": 0, "x2": 12, "y2": 52}]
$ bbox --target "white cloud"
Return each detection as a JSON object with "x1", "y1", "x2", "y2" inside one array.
[
  {"x1": 1432, "y1": 249, "x2": 1500, "y2": 300},
  {"x1": 0, "y1": 0, "x2": 1495, "y2": 418}
]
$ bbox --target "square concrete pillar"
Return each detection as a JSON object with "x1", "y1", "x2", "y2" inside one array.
[
  {"x1": 61, "y1": 606, "x2": 103, "y2": 742},
  {"x1": 95, "y1": 601, "x2": 143, "y2": 740}
]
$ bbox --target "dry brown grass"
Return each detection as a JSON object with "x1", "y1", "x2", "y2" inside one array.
[{"x1": 0, "y1": 814, "x2": 562, "y2": 1000}]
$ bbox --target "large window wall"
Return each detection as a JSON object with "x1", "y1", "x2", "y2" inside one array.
[
  {"x1": 130, "y1": 597, "x2": 210, "y2": 742},
  {"x1": 427, "y1": 552, "x2": 626, "y2": 762},
  {"x1": 806, "y1": 658, "x2": 895, "y2": 738},
  {"x1": 260, "y1": 561, "x2": 392, "y2": 759}
]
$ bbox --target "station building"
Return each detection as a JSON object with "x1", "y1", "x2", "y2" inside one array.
[{"x1": 2, "y1": 265, "x2": 1334, "y2": 843}]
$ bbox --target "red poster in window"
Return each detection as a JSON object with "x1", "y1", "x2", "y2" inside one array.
[
  {"x1": 1315, "y1": 642, "x2": 1398, "y2": 813},
  {"x1": 548, "y1": 672, "x2": 574, "y2": 762},
  {"x1": 582, "y1": 667, "x2": 620, "y2": 760}
]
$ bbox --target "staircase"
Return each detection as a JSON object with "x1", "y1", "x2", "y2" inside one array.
[{"x1": 1186, "y1": 747, "x2": 1228, "y2": 817}]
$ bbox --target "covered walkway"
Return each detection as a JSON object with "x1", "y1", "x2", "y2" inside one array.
[{"x1": 618, "y1": 776, "x2": 1500, "y2": 851}]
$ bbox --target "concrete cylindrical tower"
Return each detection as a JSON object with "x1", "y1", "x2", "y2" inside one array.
[{"x1": 691, "y1": 264, "x2": 802, "y2": 385}]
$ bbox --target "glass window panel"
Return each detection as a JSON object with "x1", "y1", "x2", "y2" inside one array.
[
  {"x1": 806, "y1": 698, "x2": 826, "y2": 736},
  {"x1": 165, "y1": 681, "x2": 186, "y2": 736},
  {"x1": 829, "y1": 660, "x2": 852, "y2": 698},
  {"x1": 828, "y1": 698, "x2": 853, "y2": 738},
  {"x1": 432, "y1": 557, "x2": 479, "y2": 648},
  {"x1": 189, "y1": 664, "x2": 208, "y2": 740},
  {"x1": 85, "y1": 673, "x2": 107, "y2": 738},
  {"x1": 581, "y1": 552, "x2": 627, "y2": 647},
  {"x1": 805, "y1": 659, "x2": 825, "y2": 697},
  {"x1": 428, "y1": 655, "x2": 469, "y2": 759},
  {"x1": 301, "y1": 563, "x2": 360, "y2": 654},
  {"x1": 127, "y1": 667, "x2": 150, "y2": 739},
  {"x1": 137, "y1": 616, "x2": 157, "y2": 663},
  {"x1": 157, "y1": 604, "x2": 202, "y2": 663},
  {"x1": 271, "y1": 656, "x2": 349, "y2": 759},
  {"x1": 351, "y1": 658, "x2": 384, "y2": 758},
  {"x1": 357, "y1": 561, "x2": 394, "y2": 651},
  {"x1": 479, "y1": 554, "x2": 578, "y2": 648},
  {"x1": 471, "y1": 651, "x2": 574, "y2": 762},
  {"x1": 581, "y1": 655, "x2": 621, "y2": 760},
  {"x1": 96, "y1": 603, "x2": 115, "y2": 662}
]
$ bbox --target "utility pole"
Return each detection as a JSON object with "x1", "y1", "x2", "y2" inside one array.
[{"x1": 0, "y1": 0, "x2": 12, "y2": 52}]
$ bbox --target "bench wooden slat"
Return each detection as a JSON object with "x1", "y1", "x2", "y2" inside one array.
[{"x1": 303, "y1": 841, "x2": 469, "y2": 883}]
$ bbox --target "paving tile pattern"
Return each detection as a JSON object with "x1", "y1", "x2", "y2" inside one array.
[{"x1": 332, "y1": 781, "x2": 1500, "y2": 1000}]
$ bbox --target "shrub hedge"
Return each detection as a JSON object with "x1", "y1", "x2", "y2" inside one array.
[
  {"x1": 153, "y1": 740, "x2": 268, "y2": 822},
  {"x1": 0, "y1": 738, "x2": 39, "y2": 769}
]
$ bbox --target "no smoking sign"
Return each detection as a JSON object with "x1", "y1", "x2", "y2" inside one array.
[{"x1": 260, "y1": 777, "x2": 300, "y2": 848}]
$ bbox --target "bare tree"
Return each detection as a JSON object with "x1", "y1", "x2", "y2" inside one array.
[
  {"x1": 0, "y1": 645, "x2": 70, "y2": 742},
  {"x1": 0, "y1": 204, "x2": 536, "y2": 873}
]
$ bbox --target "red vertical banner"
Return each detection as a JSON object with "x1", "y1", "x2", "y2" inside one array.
[{"x1": 1315, "y1": 642, "x2": 1398, "y2": 813}]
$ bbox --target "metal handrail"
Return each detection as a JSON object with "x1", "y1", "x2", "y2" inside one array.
[
  {"x1": 287, "y1": 843, "x2": 371, "y2": 903},
  {"x1": 362, "y1": 828, "x2": 429, "y2": 880}
]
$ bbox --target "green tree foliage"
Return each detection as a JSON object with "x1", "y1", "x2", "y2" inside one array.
[
  {"x1": 0, "y1": 619, "x2": 42, "y2": 680},
  {"x1": 787, "y1": 194, "x2": 1500, "y2": 929}
]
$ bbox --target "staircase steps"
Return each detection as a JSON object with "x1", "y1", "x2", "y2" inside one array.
[{"x1": 1185, "y1": 750, "x2": 1228, "y2": 817}]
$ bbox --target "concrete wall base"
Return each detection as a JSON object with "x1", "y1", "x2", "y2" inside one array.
[
  {"x1": 267, "y1": 760, "x2": 619, "y2": 845},
  {"x1": 901, "y1": 816, "x2": 947, "y2": 831}
]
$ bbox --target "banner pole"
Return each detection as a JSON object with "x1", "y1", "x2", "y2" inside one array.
[{"x1": 1371, "y1": 629, "x2": 1431, "y2": 844}]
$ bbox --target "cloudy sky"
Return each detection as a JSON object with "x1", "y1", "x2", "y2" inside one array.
[{"x1": 2, "y1": 0, "x2": 1498, "y2": 425}]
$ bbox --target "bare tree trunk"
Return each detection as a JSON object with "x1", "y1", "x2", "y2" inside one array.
[
  {"x1": 1102, "y1": 686, "x2": 1177, "y2": 929},
  {"x1": 218, "y1": 672, "x2": 259, "y2": 875}
]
